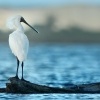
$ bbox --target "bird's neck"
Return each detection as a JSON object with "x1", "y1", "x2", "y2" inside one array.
[{"x1": 16, "y1": 23, "x2": 24, "y2": 32}]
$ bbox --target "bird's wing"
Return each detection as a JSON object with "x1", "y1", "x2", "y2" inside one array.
[
  {"x1": 9, "y1": 32, "x2": 29, "y2": 61},
  {"x1": 9, "y1": 33, "x2": 18, "y2": 56}
]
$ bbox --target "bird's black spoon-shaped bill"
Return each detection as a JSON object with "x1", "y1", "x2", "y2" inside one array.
[{"x1": 20, "y1": 17, "x2": 39, "y2": 33}]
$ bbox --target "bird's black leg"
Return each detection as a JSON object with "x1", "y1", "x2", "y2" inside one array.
[
  {"x1": 21, "y1": 62, "x2": 24, "y2": 80},
  {"x1": 21, "y1": 62, "x2": 30, "y2": 82},
  {"x1": 15, "y1": 57, "x2": 19, "y2": 79}
]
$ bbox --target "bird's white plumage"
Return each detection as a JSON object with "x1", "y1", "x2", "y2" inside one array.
[
  {"x1": 9, "y1": 30, "x2": 29, "y2": 61},
  {"x1": 7, "y1": 15, "x2": 22, "y2": 30},
  {"x1": 7, "y1": 15, "x2": 29, "y2": 62}
]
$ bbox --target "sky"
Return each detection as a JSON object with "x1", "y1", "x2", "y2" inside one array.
[{"x1": 0, "y1": 0, "x2": 100, "y2": 8}]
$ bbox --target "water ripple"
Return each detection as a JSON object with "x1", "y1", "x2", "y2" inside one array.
[{"x1": 0, "y1": 43, "x2": 100, "y2": 99}]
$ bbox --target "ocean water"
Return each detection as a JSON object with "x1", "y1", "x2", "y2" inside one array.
[{"x1": 0, "y1": 43, "x2": 100, "y2": 99}]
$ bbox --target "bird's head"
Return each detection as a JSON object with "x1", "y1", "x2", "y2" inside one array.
[
  {"x1": 7, "y1": 15, "x2": 39, "y2": 33},
  {"x1": 20, "y1": 17, "x2": 38, "y2": 33}
]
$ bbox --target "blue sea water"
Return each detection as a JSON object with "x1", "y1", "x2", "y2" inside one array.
[{"x1": 0, "y1": 43, "x2": 100, "y2": 99}]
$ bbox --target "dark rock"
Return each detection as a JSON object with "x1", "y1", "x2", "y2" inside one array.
[{"x1": 0, "y1": 77, "x2": 100, "y2": 94}]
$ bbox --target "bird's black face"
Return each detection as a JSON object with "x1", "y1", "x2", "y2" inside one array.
[
  {"x1": 20, "y1": 17, "x2": 39, "y2": 33},
  {"x1": 20, "y1": 17, "x2": 25, "y2": 23}
]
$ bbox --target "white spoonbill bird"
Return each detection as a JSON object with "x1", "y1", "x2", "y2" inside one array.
[{"x1": 7, "y1": 15, "x2": 38, "y2": 80}]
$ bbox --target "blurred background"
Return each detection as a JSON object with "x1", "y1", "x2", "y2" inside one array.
[
  {"x1": 0, "y1": 0, "x2": 100, "y2": 43},
  {"x1": 1, "y1": 0, "x2": 100, "y2": 99}
]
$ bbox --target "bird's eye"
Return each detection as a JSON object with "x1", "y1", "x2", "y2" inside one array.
[{"x1": 20, "y1": 17, "x2": 24, "y2": 22}]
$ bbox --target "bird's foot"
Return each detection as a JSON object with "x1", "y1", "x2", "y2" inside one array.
[
  {"x1": 8, "y1": 76, "x2": 19, "y2": 81},
  {"x1": 13, "y1": 75, "x2": 19, "y2": 79},
  {"x1": 21, "y1": 78, "x2": 30, "y2": 83}
]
